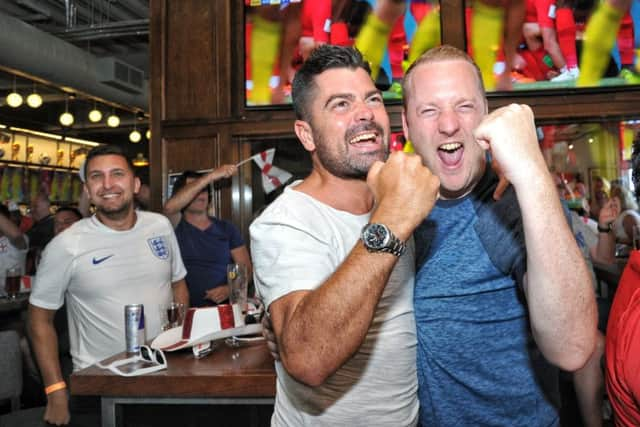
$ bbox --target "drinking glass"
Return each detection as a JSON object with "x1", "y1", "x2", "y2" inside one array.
[
  {"x1": 227, "y1": 263, "x2": 248, "y2": 314},
  {"x1": 160, "y1": 302, "x2": 185, "y2": 330},
  {"x1": 5, "y1": 266, "x2": 21, "y2": 299}
]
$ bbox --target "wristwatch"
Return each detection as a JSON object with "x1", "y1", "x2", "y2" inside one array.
[
  {"x1": 597, "y1": 222, "x2": 613, "y2": 233},
  {"x1": 360, "y1": 223, "x2": 406, "y2": 257}
]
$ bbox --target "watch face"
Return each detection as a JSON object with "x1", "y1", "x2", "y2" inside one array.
[{"x1": 363, "y1": 223, "x2": 389, "y2": 249}]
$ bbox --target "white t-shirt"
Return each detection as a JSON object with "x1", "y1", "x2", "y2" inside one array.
[
  {"x1": 30, "y1": 211, "x2": 187, "y2": 371},
  {"x1": 0, "y1": 234, "x2": 28, "y2": 289},
  {"x1": 613, "y1": 209, "x2": 640, "y2": 243},
  {"x1": 250, "y1": 183, "x2": 418, "y2": 427}
]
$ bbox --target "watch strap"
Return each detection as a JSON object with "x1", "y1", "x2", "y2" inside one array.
[
  {"x1": 380, "y1": 234, "x2": 406, "y2": 257},
  {"x1": 361, "y1": 223, "x2": 407, "y2": 257},
  {"x1": 597, "y1": 223, "x2": 613, "y2": 233}
]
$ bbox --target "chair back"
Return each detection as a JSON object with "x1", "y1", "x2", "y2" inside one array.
[{"x1": 0, "y1": 330, "x2": 22, "y2": 411}]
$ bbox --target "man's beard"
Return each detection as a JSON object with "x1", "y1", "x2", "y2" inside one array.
[
  {"x1": 313, "y1": 122, "x2": 388, "y2": 180},
  {"x1": 96, "y1": 199, "x2": 133, "y2": 221}
]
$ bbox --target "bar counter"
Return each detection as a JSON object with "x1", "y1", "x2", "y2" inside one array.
[{"x1": 71, "y1": 341, "x2": 276, "y2": 427}]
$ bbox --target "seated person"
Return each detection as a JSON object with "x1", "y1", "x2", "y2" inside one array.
[
  {"x1": 164, "y1": 167, "x2": 252, "y2": 307},
  {"x1": 0, "y1": 203, "x2": 28, "y2": 285},
  {"x1": 609, "y1": 185, "x2": 640, "y2": 247}
]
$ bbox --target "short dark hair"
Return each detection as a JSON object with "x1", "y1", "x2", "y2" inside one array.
[
  {"x1": 55, "y1": 206, "x2": 83, "y2": 221},
  {"x1": 84, "y1": 144, "x2": 134, "y2": 178},
  {"x1": 171, "y1": 170, "x2": 212, "y2": 205},
  {"x1": 0, "y1": 204, "x2": 9, "y2": 218},
  {"x1": 291, "y1": 45, "x2": 371, "y2": 122}
]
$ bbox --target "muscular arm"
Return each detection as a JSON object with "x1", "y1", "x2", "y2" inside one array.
[
  {"x1": 519, "y1": 176, "x2": 596, "y2": 370},
  {"x1": 171, "y1": 279, "x2": 189, "y2": 308},
  {"x1": 270, "y1": 244, "x2": 401, "y2": 386},
  {"x1": 28, "y1": 304, "x2": 69, "y2": 425},
  {"x1": 475, "y1": 105, "x2": 596, "y2": 371},
  {"x1": 265, "y1": 152, "x2": 439, "y2": 386},
  {"x1": 163, "y1": 165, "x2": 236, "y2": 227},
  {"x1": 0, "y1": 212, "x2": 27, "y2": 249}
]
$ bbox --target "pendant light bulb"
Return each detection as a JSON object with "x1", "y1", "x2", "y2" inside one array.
[
  {"x1": 26, "y1": 93, "x2": 42, "y2": 108},
  {"x1": 6, "y1": 92, "x2": 23, "y2": 108},
  {"x1": 6, "y1": 77, "x2": 23, "y2": 108},
  {"x1": 88, "y1": 108, "x2": 102, "y2": 123},
  {"x1": 129, "y1": 129, "x2": 142, "y2": 143},
  {"x1": 59, "y1": 112, "x2": 74, "y2": 126},
  {"x1": 107, "y1": 113, "x2": 120, "y2": 128}
]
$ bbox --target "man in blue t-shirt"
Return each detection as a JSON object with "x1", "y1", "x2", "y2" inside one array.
[
  {"x1": 402, "y1": 45, "x2": 598, "y2": 426},
  {"x1": 164, "y1": 167, "x2": 252, "y2": 308}
]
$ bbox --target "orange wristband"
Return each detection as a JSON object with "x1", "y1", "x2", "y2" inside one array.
[{"x1": 45, "y1": 381, "x2": 67, "y2": 395}]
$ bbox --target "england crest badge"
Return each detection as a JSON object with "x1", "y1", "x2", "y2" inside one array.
[{"x1": 147, "y1": 236, "x2": 169, "y2": 260}]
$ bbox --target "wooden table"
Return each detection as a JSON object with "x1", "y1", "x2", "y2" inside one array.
[
  {"x1": 70, "y1": 341, "x2": 276, "y2": 427},
  {"x1": 0, "y1": 293, "x2": 30, "y2": 315}
]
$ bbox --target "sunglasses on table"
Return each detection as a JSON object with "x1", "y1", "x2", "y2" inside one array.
[{"x1": 96, "y1": 345, "x2": 167, "y2": 377}]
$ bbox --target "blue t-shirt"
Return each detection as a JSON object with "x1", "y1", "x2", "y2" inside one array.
[
  {"x1": 414, "y1": 169, "x2": 559, "y2": 427},
  {"x1": 174, "y1": 217, "x2": 244, "y2": 308}
]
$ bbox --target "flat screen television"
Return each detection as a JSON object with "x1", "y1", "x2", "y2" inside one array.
[{"x1": 243, "y1": 0, "x2": 639, "y2": 107}]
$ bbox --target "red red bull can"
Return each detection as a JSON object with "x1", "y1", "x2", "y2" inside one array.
[
  {"x1": 125, "y1": 304, "x2": 146, "y2": 354},
  {"x1": 218, "y1": 304, "x2": 235, "y2": 329}
]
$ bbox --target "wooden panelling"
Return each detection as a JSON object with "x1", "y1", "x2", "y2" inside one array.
[
  {"x1": 164, "y1": 136, "x2": 220, "y2": 174},
  {"x1": 163, "y1": 1, "x2": 224, "y2": 120}
]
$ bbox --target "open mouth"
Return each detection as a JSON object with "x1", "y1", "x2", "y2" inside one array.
[
  {"x1": 438, "y1": 142, "x2": 463, "y2": 167},
  {"x1": 348, "y1": 131, "x2": 378, "y2": 145}
]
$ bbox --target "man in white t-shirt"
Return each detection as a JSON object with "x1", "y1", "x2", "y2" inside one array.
[
  {"x1": 28, "y1": 145, "x2": 188, "y2": 426},
  {"x1": 0, "y1": 203, "x2": 28, "y2": 291},
  {"x1": 250, "y1": 45, "x2": 440, "y2": 426}
]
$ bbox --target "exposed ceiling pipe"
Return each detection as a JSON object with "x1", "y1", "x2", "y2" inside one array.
[{"x1": 0, "y1": 10, "x2": 148, "y2": 111}]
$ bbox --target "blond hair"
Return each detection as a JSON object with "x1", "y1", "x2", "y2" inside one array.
[{"x1": 402, "y1": 45, "x2": 486, "y2": 109}]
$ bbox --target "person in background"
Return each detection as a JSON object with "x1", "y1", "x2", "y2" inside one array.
[
  {"x1": 591, "y1": 176, "x2": 611, "y2": 222},
  {"x1": 0, "y1": 203, "x2": 28, "y2": 289},
  {"x1": 609, "y1": 184, "x2": 640, "y2": 247},
  {"x1": 402, "y1": 45, "x2": 597, "y2": 425},
  {"x1": 25, "y1": 192, "x2": 54, "y2": 275},
  {"x1": 134, "y1": 183, "x2": 151, "y2": 211},
  {"x1": 570, "y1": 196, "x2": 619, "y2": 427},
  {"x1": 53, "y1": 207, "x2": 83, "y2": 236},
  {"x1": 29, "y1": 144, "x2": 188, "y2": 426},
  {"x1": 27, "y1": 192, "x2": 54, "y2": 253},
  {"x1": 605, "y1": 137, "x2": 640, "y2": 426},
  {"x1": 251, "y1": 44, "x2": 439, "y2": 425},
  {"x1": 163, "y1": 167, "x2": 251, "y2": 308}
]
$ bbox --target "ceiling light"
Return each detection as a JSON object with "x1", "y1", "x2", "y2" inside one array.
[
  {"x1": 129, "y1": 113, "x2": 142, "y2": 143},
  {"x1": 146, "y1": 129, "x2": 151, "y2": 140},
  {"x1": 26, "y1": 93, "x2": 42, "y2": 108},
  {"x1": 132, "y1": 152, "x2": 149, "y2": 167},
  {"x1": 6, "y1": 77, "x2": 23, "y2": 108},
  {"x1": 129, "y1": 129, "x2": 142, "y2": 143},
  {"x1": 59, "y1": 112, "x2": 74, "y2": 126},
  {"x1": 59, "y1": 96, "x2": 74, "y2": 126},
  {"x1": 88, "y1": 102, "x2": 102, "y2": 122},
  {"x1": 107, "y1": 111, "x2": 120, "y2": 127},
  {"x1": 26, "y1": 83, "x2": 42, "y2": 108},
  {"x1": 6, "y1": 92, "x2": 23, "y2": 108}
]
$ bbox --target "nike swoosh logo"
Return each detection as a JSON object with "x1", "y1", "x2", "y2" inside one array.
[{"x1": 92, "y1": 255, "x2": 114, "y2": 265}]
